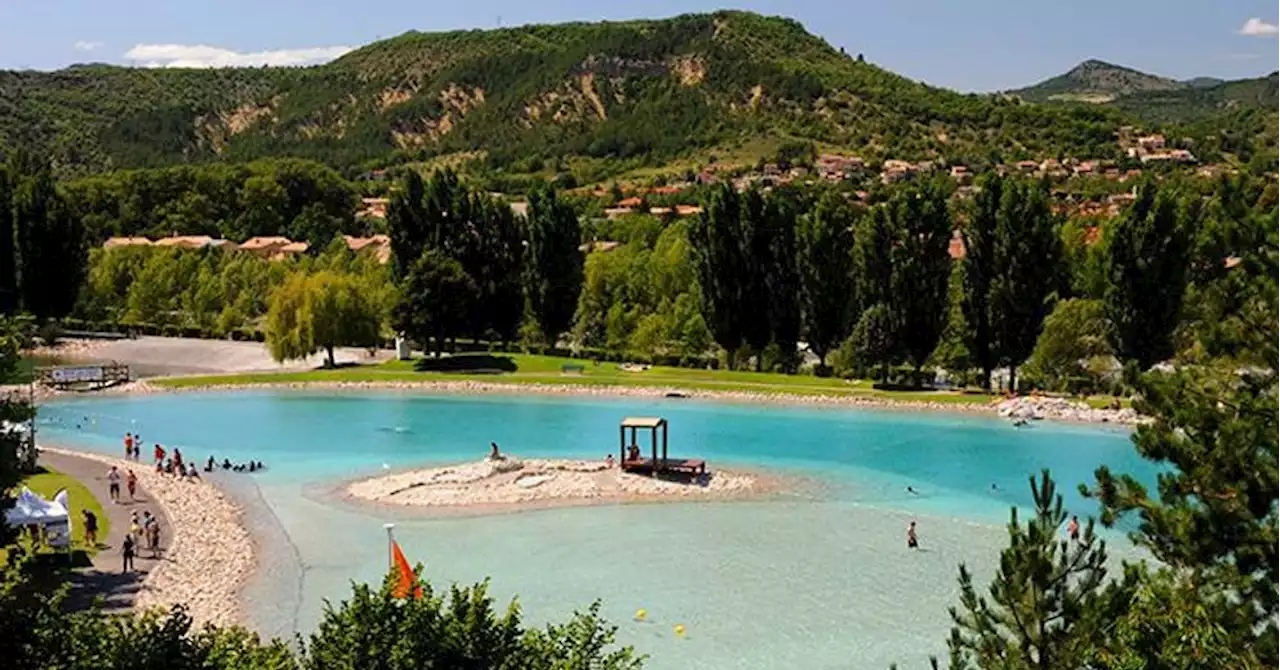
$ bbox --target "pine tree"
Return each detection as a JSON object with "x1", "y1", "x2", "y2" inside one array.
[{"x1": 945, "y1": 470, "x2": 1116, "y2": 669}]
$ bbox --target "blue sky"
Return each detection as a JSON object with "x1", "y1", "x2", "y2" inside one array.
[{"x1": 3, "y1": 0, "x2": 1277, "y2": 91}]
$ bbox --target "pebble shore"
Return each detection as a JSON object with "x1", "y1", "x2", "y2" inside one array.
[
  {"x1": 83, "y1": 378, "x2": 1140, "y2": 425},
  {"x1": 40, "y1": 446, "x2": 252, "y2": 628},
  {"x1": 346, "y1": 456, "x2": 774, "y2": 510}
]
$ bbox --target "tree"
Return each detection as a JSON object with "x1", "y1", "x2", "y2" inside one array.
[
  {"x1": 387, "y1": 170, "x2": 428, "y2": 280},
  {"x1": 988, "y1": 178, "x2": 1063, "y2": 391},
  {"x1": 308, "y1": 272, "x2": 380, "y2": 367},
  {"x1": 1022, "y1": 299, "x2": 1114, "y2": 393},
  {"x1": 853, "y1": 199, "x2": 895, "y2": 313},
  {"x1": 233, "y1": 175, "x2": 289, "y2": 240},
  {"x1": 304, "y1": 573, "x2": 641, "y2": 670},
  {"x1": 691, "y1": 184, "x2": 747, "y2": 368},
  {"x1": 265, "y1": 271, "x2": 380, "y2": 367},
  {"x1": 1103, "y1": 182, "x2": 1191, "y2": 369},
  {"x1": 395, "y1": 250, "x2": 477, "y2": 358},
  {"x1": 849, "y1": 303, "x2": 894, "y2": 383},
  {"x1": 763, "y1": 192, "x2": 800, "y2": 372},
  {"x1": 524, "y1": 185, "x2": 583, "y2": 346},
  {"x1": 0, "y1": 164, "x2": 15, "y2": 315},
  {"x1": 888, "y1": 180, "x2": 952, "y2": 382},
  {"x1": 945, "y1": 471, "x2": 1118, "y2": 670},
  {"x1": 961, "y1": 174, "x2": 1002, "y2": 390},
  {"x1": 11, "y1": 165, "x2": 86, "y2": 321},
  {"x1": 1083, "y1": 209, "x2": 1278, "y2": 663},
  {"x1": 265, "y1": 273, "x2": 315, "y2": 364},
  {"x1": 797, "y1": 192, "x2": 856, "y2": 372}
]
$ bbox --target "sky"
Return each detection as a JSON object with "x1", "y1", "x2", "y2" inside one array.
[{"x1": 2, "y1": 0, "x2": 1277, "y2": 91}]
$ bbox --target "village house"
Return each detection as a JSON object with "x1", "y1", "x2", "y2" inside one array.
[
  {"x1": 949, "y1": 165, "x2": 972, "y2": 184},
  {"x1": 344, "y1": 234, "x2": 391, "y2": 263},
  {"x1": 238, "y1": 236, "x2": 293, "y2": 258},
  {"x1": 357, "y1": 197, "x2": 390, "y2": 219},
  {"x1": 1015, "y1": 160, "x2": 1038, "y2": 174},
  {"x1": 604, "y1": 207, "x2": 635, "y2": 219},
  {"x1": 1074, "y1": 161, "x2": 1097, "y2": 176},
  {"x1": 270, "y1": 241, "x2": 309, "y2": 261},
  {"x1": 948, "y1": 230, "x2": 966, "y2": 260},
  {"x1": 1136, "y1": 134, "x2": 1166, "y2": 151},
  {"x1": 509, "y1": 201, "x2": 529, "y2": 218},
  {"x1": 152, "y1": 235, "x2": 229, "y2": 250},
  {"x1": 674, "y1": 205, "x2": 703, "y2": 217},
  {"x1": 617, "y1": 196, "x2": 644, "y2": 208},
  {"x1": 103, "y1": 236, "x2": 153, "y2": 249}
]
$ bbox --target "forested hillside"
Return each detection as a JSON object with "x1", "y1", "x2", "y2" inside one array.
[{"x1": 2, "y1": 11, "x2": 1134, "y2": 177}]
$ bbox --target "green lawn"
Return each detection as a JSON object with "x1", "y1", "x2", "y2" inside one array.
[
  {"x1": 152, "y1": 353, "x2": 997, "y2": 405},
  {"x1": 1, "y1": 465, "x2": 108, "y2": 564}
]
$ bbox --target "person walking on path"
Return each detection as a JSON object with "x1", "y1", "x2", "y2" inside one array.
[
  {"x1": 121, "y1": 534, "x2": 136, "y2": 573},
  {"x1": 126, "y1": 470, "x2": 138, "y2": 501},
  {"x1": 82, "y1": 509, "x2": 98, "y2": 548},
  {"x1": 106, "y1": 466, "x2": 122, "y2": 504}
]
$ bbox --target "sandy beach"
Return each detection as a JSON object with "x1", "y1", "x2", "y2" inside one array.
[
  {"x1": 39, "y1": 446, "x2": 253, "y2": 628},
  {"x1": 345, "y1": 455, "x2": 786, "y2": 511}
]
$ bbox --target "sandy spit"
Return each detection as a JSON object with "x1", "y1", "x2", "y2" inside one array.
[
  {"x1": 344, "y1": 456, "x2": 784, "y2": 511},
  {"x1": 40, "y1": 446, "x2": 252, "y2": 628}
]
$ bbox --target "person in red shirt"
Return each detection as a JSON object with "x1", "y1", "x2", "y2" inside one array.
[
  {"x1": 124, "y1": 433, "x2": 134, "y2": 460},
  {"x1": 154, "y1": 444, "x2": 165, "y2": 464}
]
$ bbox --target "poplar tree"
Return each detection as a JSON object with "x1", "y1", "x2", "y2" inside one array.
[
  {"x1": 988, "y1": 179, "x2": 1063, "y2": 392},
  {"x1": 691, "y1": 184, "x2": 747, "y2": 368},
  {"x1": 797, "y1": 192, "x2": 857, "y2": 371},
  {"x1": 523, "y1": 184, "x2": 582, "y2": 346},
  {"x1": 961, "y1": 173, "x2": 1002, "y2": 390},
  {"x1": 889, "y1": 179, "x2": 952, "y2": 383},
  {"x1": 1103, "y1": 181, "x2": 1191, "y2": 369}
]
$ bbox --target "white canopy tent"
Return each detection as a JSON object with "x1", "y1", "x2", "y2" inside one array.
[{"x1": 5, "y1": 487, "x2": 72, "y2": 549}]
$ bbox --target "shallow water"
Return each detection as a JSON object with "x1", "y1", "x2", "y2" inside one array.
[{"x1": 42, "y1": 391, "x2": 1153, "y2": 669}]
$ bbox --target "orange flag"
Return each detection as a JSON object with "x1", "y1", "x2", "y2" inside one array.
[{"x1": 390, "y1": 540, "x2": 423, "y2": 599}]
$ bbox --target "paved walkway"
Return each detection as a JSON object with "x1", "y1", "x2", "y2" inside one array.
[{"x1": 39, "y1": 450, "x2": 173, "y2": 614}]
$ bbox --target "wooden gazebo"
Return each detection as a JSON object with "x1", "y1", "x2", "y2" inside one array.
[{"x1": 618, "y1": 416, "x2": 705, "y2": 476}]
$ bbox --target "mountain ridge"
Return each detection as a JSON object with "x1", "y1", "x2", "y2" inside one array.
[{"x1": 0, "y1": 13, "x2": 1261, "y2": 177}]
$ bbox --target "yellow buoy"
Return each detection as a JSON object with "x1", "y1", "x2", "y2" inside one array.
[
  {"x1": 634, "y1": 608, "x2": 647, "y2": 621},
  {"x1": 673, "y1": 624, "x2": 686, "y2": 638}
]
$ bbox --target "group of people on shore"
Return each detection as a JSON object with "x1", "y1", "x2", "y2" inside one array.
[{"x1": 121, "y1": 509, "x2": 163, "y2": 572}]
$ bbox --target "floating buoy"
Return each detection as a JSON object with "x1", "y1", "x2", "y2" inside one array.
[
  {"x1": 673, "y1": 624, "x2": 686, "y2": 638},
  {"x1": 634, "y1": 608, "x2": 647, "y2": 621}
]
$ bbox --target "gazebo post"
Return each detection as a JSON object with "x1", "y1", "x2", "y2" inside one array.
[
  {"x1": 650, "y1": 426, "x2": 658, "y2": 474},
  {"x1": 619, "y1": 424, "x2": 625, "y2": 463},
  {"x1": 662, "y1": 421, "x2": 668, "y2": 464}
]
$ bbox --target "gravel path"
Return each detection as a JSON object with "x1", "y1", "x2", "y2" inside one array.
[{"x1": 38, "y1": 450, "x2": 172, "y2": 615}]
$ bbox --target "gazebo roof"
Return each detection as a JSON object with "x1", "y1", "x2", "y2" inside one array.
[{"x1": 620, "y1": 416, "x2": 666, "y2": 429}]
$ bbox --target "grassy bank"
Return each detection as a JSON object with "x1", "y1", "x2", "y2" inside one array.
[
  {"x1": 150, "y1": 354, "x2": 997, "y2": 405},
  {"x1": 0, "y1": 466, "x2": 109, "y2": 563}
]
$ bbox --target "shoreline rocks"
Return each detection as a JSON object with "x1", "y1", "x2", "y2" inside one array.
[{"x1": 996, "y1": 395, "x2": 1140, "y2": 425}]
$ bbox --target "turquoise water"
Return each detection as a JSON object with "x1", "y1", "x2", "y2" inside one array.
[{"x1": 41, "y1": 391, "x2": 1152, "y2": 668}]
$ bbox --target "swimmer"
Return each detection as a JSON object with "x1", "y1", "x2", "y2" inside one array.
[
  {"x1": 990, "y1": 482, "x2": 1000, "y2": 492},
  {"x1": 906, "y1": 486, "x2": 918, "y2": 495}
]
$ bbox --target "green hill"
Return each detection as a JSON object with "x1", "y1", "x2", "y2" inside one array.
[
  {"x1": 1012, "y1": 59, "x2": 1182, "y2": 103},
  {"x1": 0, "y1": 12, "x2": 1157, "y2": 176},
  {"x1": 1109, "y1": 72, "x2": 1279, "y2": 123}
]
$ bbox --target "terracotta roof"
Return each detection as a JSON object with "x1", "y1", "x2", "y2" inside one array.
[
  {"x1": 674, "y1": 205, "x2": 703, "y2": 216},
  {"x1": 239, "y1": 236, "x2": 292, "y2": 250},
  {"x1": 103, "y1": 236, "x2": 152, "y2": 248},
  {"x1": 153, "y1": 235, "x2": 215, "y2": 249},
  {"x1": 617, "y1": 196, "x2": 643, "y2": 207},
  {"x1": 948, "y1": 230, "x2": 966, "y2": 260}
]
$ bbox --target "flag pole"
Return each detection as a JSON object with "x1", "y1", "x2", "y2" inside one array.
[{"x1": 383, "y1": 523, "x2": 396, "y2": 571}]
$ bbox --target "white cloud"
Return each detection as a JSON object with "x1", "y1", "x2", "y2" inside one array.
[
  {"x1": 73, "y1": 40, "x2": 104, "y2": 52},
  {"x1": 1238, "y1": 18, "x2": 1279, "y2": 37},
  {"x1": 123, "y1": 43, "x2": 353, "y2": 68}
]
